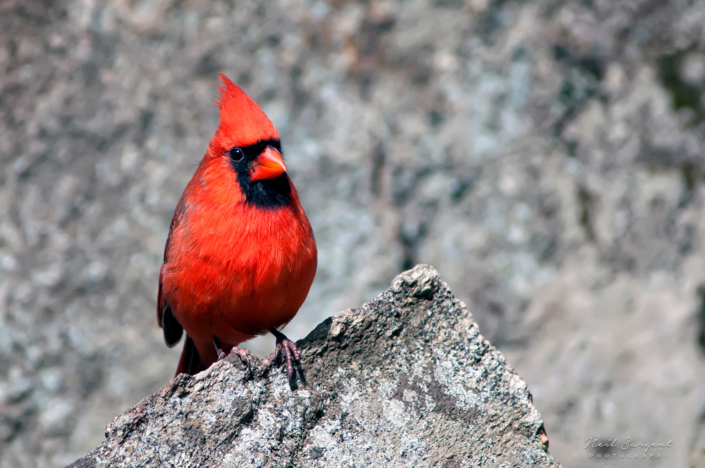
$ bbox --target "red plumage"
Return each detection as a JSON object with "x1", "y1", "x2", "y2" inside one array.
[{"x1": 157, "y1": 74, "x2": 317, "y2": 381}]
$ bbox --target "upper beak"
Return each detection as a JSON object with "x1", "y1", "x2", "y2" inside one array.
[{"x1": 250, "y1": 146, "x2": 287, "y2": 181}]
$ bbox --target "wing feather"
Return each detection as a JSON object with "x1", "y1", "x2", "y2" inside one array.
[{"x1": 157, "y1": 198, "x2": 188, "y2": 347}]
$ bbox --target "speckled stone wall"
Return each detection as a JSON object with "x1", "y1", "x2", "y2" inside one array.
[{"x1": 1, "y1": 0, "x2": 705, "y2": 467}]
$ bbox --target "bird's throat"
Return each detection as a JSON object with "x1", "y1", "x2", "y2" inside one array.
[{"x1": 236, "y1": 172, "x2": 292, "y2": 210}]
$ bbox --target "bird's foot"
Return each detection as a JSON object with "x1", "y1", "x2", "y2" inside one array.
[
  {"x1": 224, "y1": 347, "x2": 253, "y2": 373},
  {"x1": 214, "y1": 337, "x2": 252, "y2": 373},
  {"x1": 269, "y1": 328, "x2": 304, "y2": 389}
]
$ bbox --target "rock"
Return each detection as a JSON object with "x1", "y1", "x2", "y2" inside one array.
[{"x1": 69, "y1": 266, "x2": 556, "y2": 468}]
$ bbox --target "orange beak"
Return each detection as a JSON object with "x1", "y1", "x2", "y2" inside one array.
[{"x1": 250, "y1": 146, "x2": 287, "y2": 181}]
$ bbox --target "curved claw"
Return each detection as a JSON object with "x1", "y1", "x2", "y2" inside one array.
[{"x1": 270, "y1": 328, "x2": 302, "y2": 388}]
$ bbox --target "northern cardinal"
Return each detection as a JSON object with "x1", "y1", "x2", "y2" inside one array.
[{"x1": 157, "y1": 74, "x2": 317, "y2": 386}]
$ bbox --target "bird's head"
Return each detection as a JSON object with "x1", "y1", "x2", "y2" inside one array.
[{"x1": 207, "y1": 73, "x2": 291, "y2": 209}]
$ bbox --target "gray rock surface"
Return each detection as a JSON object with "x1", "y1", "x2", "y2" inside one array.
[
  {"x1": 69, "y1": 266, "x2": 556, "y2": 468},
  {"x1": 2, "y1": 0, "x2": 705, "y2": 467}
]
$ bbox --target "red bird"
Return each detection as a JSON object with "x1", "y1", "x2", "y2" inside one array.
[{"x1": 157, "y1": 74, "x2": 317, "y2": 385}]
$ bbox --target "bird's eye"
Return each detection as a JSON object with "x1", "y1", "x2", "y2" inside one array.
[{"x1": 229, "y1": 148, "x2": 244, "y2": 162}]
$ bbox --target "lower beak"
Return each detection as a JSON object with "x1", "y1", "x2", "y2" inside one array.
[{"x1": 250, "y1": 146, "x2": 287, "y2": 181}]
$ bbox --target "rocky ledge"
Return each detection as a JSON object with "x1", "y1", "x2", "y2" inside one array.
[{"x1": 69, "y1": 265, "x2": 557, "y2": 467}]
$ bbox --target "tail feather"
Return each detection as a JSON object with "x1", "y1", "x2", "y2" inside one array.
[{"x1": 175, "y1": 335, "x2": 206, "y2": 377}]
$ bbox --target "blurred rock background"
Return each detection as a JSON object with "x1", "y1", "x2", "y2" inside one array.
[{"x1": 1, "y1": 0, "x2": 704, "y2": 466}]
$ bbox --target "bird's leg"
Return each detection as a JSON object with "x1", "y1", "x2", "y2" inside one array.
[
  {"x1": 270, "y1": 328, "x2": 301, "y2": 386},
  {"x1": 213, "y1": 336, "x2": 252, "y2": 371},
  {"x1": 213, "y1": 336, "x2": 227, "y2": 361}
]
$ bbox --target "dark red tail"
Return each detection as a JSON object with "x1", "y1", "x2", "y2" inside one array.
[{"x1": 175, "y1": 335, "x2": 206, "y2": 377}]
